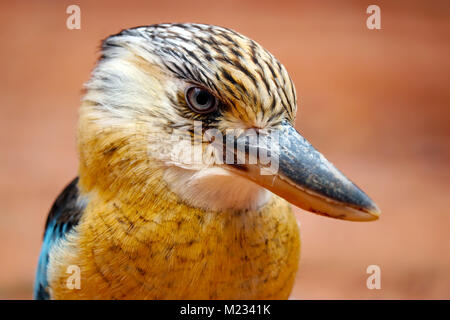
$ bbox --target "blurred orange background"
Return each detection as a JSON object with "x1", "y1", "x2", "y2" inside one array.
[{"x1": 0, "y1": 0, "x2": 449, "y2": 299}]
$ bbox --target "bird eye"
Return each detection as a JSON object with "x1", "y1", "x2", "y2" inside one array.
[{"x1": 185, "y1": 86, "x2": 218, "y2": 113}]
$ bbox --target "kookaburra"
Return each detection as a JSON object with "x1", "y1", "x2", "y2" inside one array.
[{"x1": 34, "y1": 23, "x2": 380, "y2": 300}]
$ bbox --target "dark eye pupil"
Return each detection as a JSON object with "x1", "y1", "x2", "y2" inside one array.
[{"x1": 195, "y1": 90, "x2": 210, "y2": 106}]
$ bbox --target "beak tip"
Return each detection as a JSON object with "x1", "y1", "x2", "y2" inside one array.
[
  {"x1": 350, "y1": 186, "x2": 381, "y2": 221},
  {"x1": 369, "y1": 202, "x2": 382, "y2": 217},
  {"x1": 359, "y1": 201, "x2": 381, "y2": 221}
]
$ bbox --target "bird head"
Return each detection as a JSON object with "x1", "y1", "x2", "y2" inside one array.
[{"x1": 77, "y1": 23, "x2": 380, "y2": 221}]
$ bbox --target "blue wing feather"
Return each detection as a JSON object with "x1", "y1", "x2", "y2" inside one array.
[{"x1": 34, "y1": 177, "x2": 86, "y2": 300}]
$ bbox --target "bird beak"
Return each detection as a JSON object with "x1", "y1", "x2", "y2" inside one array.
[{"x1": 221, "y1": 121, "x2": 380, "y2": 221}]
